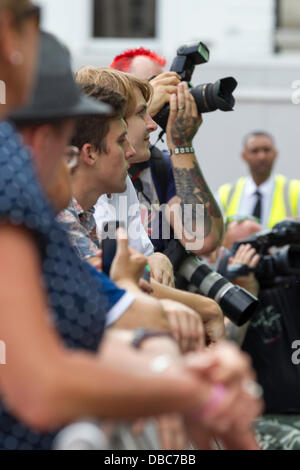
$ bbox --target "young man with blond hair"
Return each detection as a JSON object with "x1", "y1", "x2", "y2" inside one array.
[{"x1": 73, "y1": 67, "x2": 225, "y2": 347}]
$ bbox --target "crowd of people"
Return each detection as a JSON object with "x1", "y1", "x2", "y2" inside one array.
[{"x1": 0, "y1": 0, "x2": 299, "y2": 451}]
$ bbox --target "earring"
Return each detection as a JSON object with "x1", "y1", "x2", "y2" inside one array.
[{"x1": 10, "y1": 50, "x2": 24, "y2": 66}]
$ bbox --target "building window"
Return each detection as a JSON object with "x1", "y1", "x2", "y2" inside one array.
[
  {"x1": 275, "y1": 0, "x2": 300, "y2": 52},
  {"x1": 93, "y1": 0, "x2": 156, "y2": 39}
]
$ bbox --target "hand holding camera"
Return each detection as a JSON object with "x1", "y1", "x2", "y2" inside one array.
[
  {"x1": 228, "y1": 244, "x2": 260, "y2": 296},
  {"x1": 148, "y1": 71, "x2": 181, "y2": 117},
  {"x1": 153, "y1": 41, "x2": 238, "y2": 132},
  {"x1": 166, "y1": 82, "x2": 202, "y2": 154}
]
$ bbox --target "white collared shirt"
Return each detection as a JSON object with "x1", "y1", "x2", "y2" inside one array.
[
  {"x1": 239, "y1": 175, "x2": 275, "y2": 227},
  {"x1": 94, "y1": 176, "x2": 154, "y2": 256},
  {"x1": 215, "y1": 174, "x2": 300, "y2": 228}
]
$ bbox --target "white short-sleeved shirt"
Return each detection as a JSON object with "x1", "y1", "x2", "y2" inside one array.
[{"x1": 94, "y1": 176, "x2": 154, "y2": 256}]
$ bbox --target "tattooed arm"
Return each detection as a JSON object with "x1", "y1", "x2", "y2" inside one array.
[{"x1": 165, "y1": 82, "x2": 223, "y2": 255}]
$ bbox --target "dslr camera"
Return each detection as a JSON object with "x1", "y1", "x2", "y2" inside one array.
[
  {"x1": 218, "y1": 220, "x2": 300, "y2": 289},
  {"x1": 153, "y1": 41, "x2": 238, "y2": 131}
]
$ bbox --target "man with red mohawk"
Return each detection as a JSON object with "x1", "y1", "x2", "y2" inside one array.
[{"x1": 111, "y1": 47, "x2": 166, "y2": 80}]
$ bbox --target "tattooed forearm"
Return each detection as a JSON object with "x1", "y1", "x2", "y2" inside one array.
[{"x1": 172, "y1": 162, "x2": 222, "y2": 237}]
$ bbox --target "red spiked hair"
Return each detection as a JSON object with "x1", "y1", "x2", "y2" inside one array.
[{"x1": 110, "y1": 47, "x2": 166, "y2": 72}]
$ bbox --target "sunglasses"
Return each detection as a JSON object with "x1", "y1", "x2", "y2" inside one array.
[{"x1": 63, "y1": 146, "x2": 80, "y2": 170}]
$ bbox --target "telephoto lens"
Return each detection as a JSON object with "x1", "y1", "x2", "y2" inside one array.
[{"x1": 178, "y1": 255, "x2": 259, "y2": 326}]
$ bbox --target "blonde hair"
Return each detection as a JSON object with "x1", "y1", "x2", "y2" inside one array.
[{"x1": 75, "y1": 66, "x2": 152, "y2": 118}]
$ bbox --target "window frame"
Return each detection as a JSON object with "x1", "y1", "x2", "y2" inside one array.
[
  {"x1": 86, "y1": 0, "x2": 161, "y2": 54},
  {"x1": 92, "y1": 0, "x2": 157, "y2": 40},
  {"x1": 275, "y1": 0, "x2": 300, "y2": 54}
]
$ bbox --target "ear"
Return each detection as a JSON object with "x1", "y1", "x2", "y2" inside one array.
[
  {"x1": 81, "y1": 143, "x2": 98, "y2": 166},
  {"x1": 241, "y1": 151, "x2": 248, "y2": 164}
]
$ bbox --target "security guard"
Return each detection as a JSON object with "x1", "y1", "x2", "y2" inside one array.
[{"x1": 217, "y1": 131, "x2": 300, "y2": 228}]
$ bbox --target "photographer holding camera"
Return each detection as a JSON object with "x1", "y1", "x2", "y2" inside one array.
[
  {"x1": 111, "y1": 46, "x2": 226, "y2": 256},
  {"x1": 218, "y1": 216, "x2": 300, "y2": 450}
]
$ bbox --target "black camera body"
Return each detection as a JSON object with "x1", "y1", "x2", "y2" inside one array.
[
  {"x1": 153, "y1": 41, "x2": 238, "y2": 132},
  {"x1": 232, "y1": 219, "x2": 300, "y2": 254},
  {"x1": 223, "y1": 220, "x2": 300, "y2": 288},
  {"x1": 170, "y1": 42, "x2": 210, "y2": 82}
]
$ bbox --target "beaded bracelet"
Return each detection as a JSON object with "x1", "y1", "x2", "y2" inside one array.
[{"x1": 171, "y1": 146, "x2": 195, "y2": 155}]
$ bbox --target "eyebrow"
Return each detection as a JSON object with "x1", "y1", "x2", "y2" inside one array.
[
  {"x1": 249, "y1": 146, "x2": 272, "y2": 151},
  {"x1": 117, "y1": 130, "x2": 128, "y2": 140},
  {"x1": 136, "y1": 103, "x2": 147, "y2": 114}
]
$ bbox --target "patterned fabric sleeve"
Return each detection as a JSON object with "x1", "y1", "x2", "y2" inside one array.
[{"x1": 57, "y1": 208, "x2": 99, "y2": 260}]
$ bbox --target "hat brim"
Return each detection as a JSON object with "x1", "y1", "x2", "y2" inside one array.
[
  {"x1": 67, "y1": 94, "x2": 112, "y2": 118},
  {"x1": 11, "y1": 94, "x2": 112, "y2": 124}
]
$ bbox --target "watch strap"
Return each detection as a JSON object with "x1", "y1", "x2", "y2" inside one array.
[
  {"x1": 131, "y1": 328, "x2": 173, "y2": 349},
  {"x1": 171, "y1": 146, "x2": 195, "y2": 155}
]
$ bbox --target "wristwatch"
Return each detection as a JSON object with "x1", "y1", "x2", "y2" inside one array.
[{"x1": 131, "y1": 328, "x2": 173, "y2": 349}]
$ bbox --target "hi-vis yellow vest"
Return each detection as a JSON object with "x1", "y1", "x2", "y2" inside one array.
[{"x1": 218, "y1": 174, "x2": 300, "y2": 228}]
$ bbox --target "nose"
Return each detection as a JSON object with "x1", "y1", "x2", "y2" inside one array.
[
  {"x1": 124, "y1": 137, "x2": 136, "y2": 160},
  {"x1": 146, "y1": 112, "x2": 158, "y2": 133},
  {"x1": 257, "y1": 149, "x2": 268, "y2": 161}
]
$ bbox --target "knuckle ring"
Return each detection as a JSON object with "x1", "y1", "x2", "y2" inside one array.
[
  {"x1": 242, "y1": 379, "x2": 263, "y2": 399},
  {"x1": 178, "y1": 106, "x2": 185, "y2": 110}
]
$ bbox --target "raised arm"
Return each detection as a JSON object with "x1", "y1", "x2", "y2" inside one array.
[{"x1": 165, "y1": 82, "x2": 223, "y2": 255}]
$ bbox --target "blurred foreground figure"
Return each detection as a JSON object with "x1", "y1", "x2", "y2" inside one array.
[{"x1": 0, "y1": 0, "x2": 40, "y2": 119}]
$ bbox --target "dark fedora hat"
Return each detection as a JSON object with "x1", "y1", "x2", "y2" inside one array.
[{"x1": 10, "y1": 31, "x2": 111, "y2": 124}]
